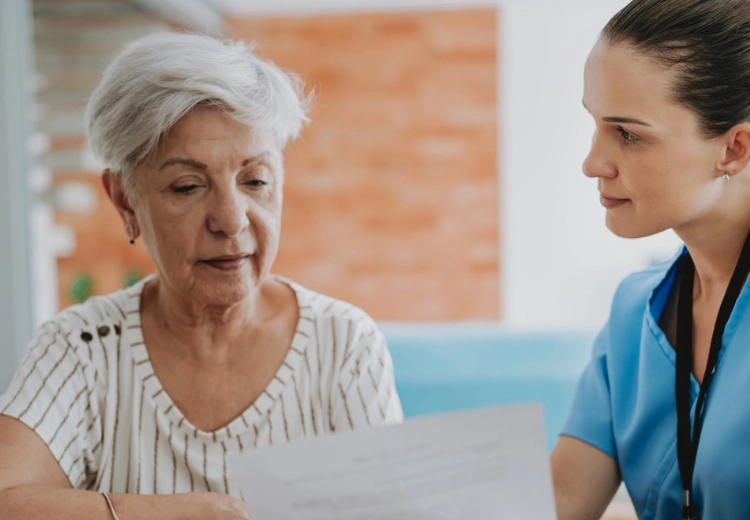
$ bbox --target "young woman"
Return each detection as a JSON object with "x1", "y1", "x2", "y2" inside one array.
[{"x1": 551, "y1": 1, "x2": 750, "y2": 519}]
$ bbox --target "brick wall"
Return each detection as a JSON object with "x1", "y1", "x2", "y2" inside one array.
[{"x1": 228, "y1": 9, "x2": 500, "y2": 320}]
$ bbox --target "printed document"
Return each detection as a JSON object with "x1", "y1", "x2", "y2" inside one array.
[{"x1": 229, "y1": 404, "x2": 556, "y2": 520}]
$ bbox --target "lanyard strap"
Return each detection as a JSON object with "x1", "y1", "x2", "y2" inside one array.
[{"x1": 676, "y1": 232, "x2": 750, "y2": 520}]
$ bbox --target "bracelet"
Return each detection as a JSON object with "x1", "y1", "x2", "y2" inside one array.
[{"x1": 102, "y1": 492, "x2": 121, "y2": 520}]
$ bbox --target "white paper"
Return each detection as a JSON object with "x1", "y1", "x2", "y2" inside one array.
[{"x1": 229, "y1": 404, "x2": 557, "y2": 520}]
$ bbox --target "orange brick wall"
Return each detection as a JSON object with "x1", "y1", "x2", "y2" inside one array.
[{"x1": 228, "y1": 9, "x2": 500, "y2": 321}]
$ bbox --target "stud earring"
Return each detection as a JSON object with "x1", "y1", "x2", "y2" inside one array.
[{"x1": 723, "y1": 173, "x2": 731, "y2": 181}]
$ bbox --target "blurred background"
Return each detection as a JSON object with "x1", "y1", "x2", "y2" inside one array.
[{"x1": 1, "y1": 0, "x2": 682, "y2": 517}]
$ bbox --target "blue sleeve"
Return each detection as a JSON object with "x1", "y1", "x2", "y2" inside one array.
[{"x1": 560, "y1": 322, "x2": 617, "y2": 460}]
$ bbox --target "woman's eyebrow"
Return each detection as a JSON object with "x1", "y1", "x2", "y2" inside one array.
[
  {"x1": 602, "y1": 116, "x2": 652, "y2": 127},
  {"x1": 158, "y1": 158, "x2": 207, "y2": 171},
  {"x1": 242, "y1": 152, "x2": 271, "y2": 166},
  {"x1": 159, "y1": 152, "x2": 272, "y2": 171},
  {"x1": 582, "y1": 100, "x2": 652, "y2": 126}
]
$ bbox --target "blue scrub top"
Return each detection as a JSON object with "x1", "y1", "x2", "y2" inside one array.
[{"x1": 562, "y1": 247, "x2": 750, "y2": 520}]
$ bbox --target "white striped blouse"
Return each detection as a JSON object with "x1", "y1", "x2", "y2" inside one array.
[{"x1": 0, "y1": 274, "x2": 403, "y2": 497}]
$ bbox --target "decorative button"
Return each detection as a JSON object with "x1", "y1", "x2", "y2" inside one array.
[
  {"x1": 114, "y1": 324, "x2": 122, "y2": 335},
  {"x1": 80, "y1": 332, "x2": 93, "y2": 342},
  {"x1": 97, "y1": 326, "x2": 110, "y2": 337}
]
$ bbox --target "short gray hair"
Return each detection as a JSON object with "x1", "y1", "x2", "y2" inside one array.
[{"x1": 86, "y1": 32, "x2": 310, "y2": 187}]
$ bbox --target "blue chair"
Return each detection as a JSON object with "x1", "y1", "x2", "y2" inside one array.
[{"x1": 381, "y1": 323, "x2": 598, "y2": 451}]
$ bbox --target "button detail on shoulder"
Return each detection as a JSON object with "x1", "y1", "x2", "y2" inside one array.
[
  {"x1": 80, "y1": 331, "x2": 93, "y2": 342},
  {"x1": 97, "y1": 326, "x2": 110, "y2": 337}
]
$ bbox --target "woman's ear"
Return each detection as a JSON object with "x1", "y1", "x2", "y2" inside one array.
[
  {"x1": 102, "y1": 170, "x2": 138, "y2": 234},
  {"x1": 718, "y1": 123, "x2": 750, "y2": 178},
  {"x1": 103, "y1": 170, "x2": 132, "y2": 215}
]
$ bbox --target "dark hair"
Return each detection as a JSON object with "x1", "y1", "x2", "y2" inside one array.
[{"x1": 602, "y1": 0, "x2": 750, "y2": 138}]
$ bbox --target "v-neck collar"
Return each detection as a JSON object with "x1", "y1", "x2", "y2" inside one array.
[
  {"x1": 122, "y1": 274, "x2": 316, "y2": 443},
  {"x1": 645, "y1": 246, "x2": 750, "y2": 390}
]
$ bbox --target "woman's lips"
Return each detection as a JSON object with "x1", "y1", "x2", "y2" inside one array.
[
  {"x1": 200, "y1": 256, "x2": 250, "y2": 271},
  {"x1": 599, "y1": 194, "x2": 629, "y2": 209}
]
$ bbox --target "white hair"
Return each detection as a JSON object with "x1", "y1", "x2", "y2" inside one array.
[{"x1": 85, "y1": 32, "x2": 310, "y2": 187}]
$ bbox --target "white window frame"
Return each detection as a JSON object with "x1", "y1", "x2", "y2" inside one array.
[{"x1": 0, "y1": 0, "x2": 35, "y2": 392}]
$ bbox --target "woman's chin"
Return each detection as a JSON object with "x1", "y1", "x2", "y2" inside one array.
[
  {"x1": 189, "y1": 267, "x2": 260, "y2": 306},
  {"x1": 194, "y1": 282, "x2": 254, "y2": 307},
  {"x1": 605, "y1": 214, "x2": 666, "y2": 240}
]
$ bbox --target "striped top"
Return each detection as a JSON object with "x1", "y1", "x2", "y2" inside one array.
[{"x1": 0, "y1": 275, "x2": 403, "y2": 496}]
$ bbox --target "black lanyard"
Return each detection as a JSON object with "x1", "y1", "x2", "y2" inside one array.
[{"x1": 675, "y1": 231, "x2": 750, "y2": 520}]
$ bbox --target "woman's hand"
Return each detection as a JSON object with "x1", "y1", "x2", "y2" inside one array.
[
  {"x1": 109, "y1": 492, "x2": 253, "y2": 520},
  {"x1": 107, "y1": 492, "x2": 253, "y2": 520},
  {"x1": 185, "y1": 492, "x2": 252, "y2": 520}
]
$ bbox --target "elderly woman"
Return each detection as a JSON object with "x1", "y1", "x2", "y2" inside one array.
[{"x1": 0, "y1": 33, "x2": 402, "y2": 519}]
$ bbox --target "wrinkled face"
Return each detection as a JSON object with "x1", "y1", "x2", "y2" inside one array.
[
  {"x1": 582, "y1": 40, "x2": 726, "y2": 238},
  {"x1": 131, "y1": 107, "x2": 283, "y2": 306}
]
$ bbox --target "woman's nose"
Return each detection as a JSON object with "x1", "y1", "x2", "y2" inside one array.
[
  {"x1": 582, "y1": 132, "x2": 616, "y2": 179},
  {"x1": 207, "y1": 188, "x2": 250, "y2": 238}
]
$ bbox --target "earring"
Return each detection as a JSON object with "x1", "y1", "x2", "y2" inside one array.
[
  {"x1": 125, "y1": 224, "x2": 136, "y2": 245},
  {"x1": 723, "y1": 173, "x2": 731, "y2": 180}
]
